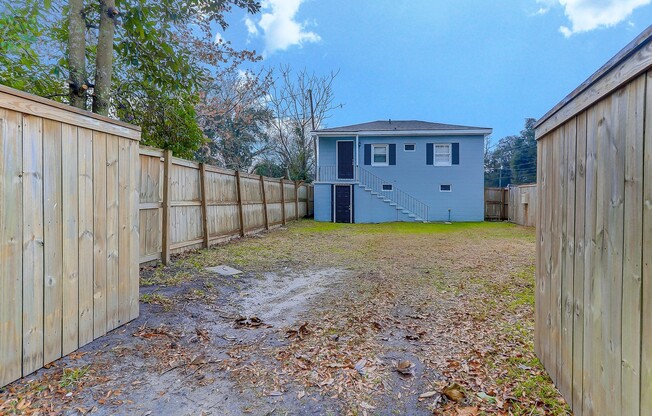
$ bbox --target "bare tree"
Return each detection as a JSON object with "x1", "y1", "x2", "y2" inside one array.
[{"x1": 267, "y1": 66, "x2": 341, "y2": 180}]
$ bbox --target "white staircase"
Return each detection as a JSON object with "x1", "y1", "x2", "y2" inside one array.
[{"x1": 357, "y1": 167, "x2": 429, "y2": 222}]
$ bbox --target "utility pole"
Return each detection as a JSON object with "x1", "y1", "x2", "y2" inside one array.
[{"x1": 499, "y1": 165, "x2": 503, "y2": 188}]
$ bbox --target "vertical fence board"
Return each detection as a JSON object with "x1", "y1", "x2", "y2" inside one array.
[
  {"x1": 129, "y1": 141, "x2": 140, "y2": 320},
  {"x1": 581, "y1": 103, "x2": 599, "y2": 415},
  {"x1": 535, "y1": 141, "x2": 543, "y2": 360},
  {"x1": 43, "y1": 119, "x2": 63, "y2": 365},
  {"x1": 642, "y1": 70, "x2": 652, "y2": 414},
  {"x1": 560, "y1": 118, "x2": 576, "y2": 404},
  {"x1": 22, "y1": 114, "x2": 44, "y2": 375},
  {"x1": 118, "y1": 138, "x2": 131, "y2": 325},
  {"x1": 542, "y1": 129, "x2": 554, "y2": 378},
  {"x1": 61, "y1": 125, "x2": 79, "y2": 355},
  {"x1": 161, "y1": 151, "x2": 172, "y2": 264},
  {"x1": 93, "y1": 131, "x2": 107, "y2": 339},
  {"x1": 621, "y1": 77, "x2": 645, "y2": 416},
  {"x1": 572, "y1": 111, "x2": 587, "y2": 415},
  {"x1": 605, "y1": 91, "x2": 625, "y2": 415},
  {"x1": 0, "y1": 109, "x2": 23, "y2": 386},
  {"x1": 77, "y1": 127, "x2": 94, "y2": 347},
  {"x1": 106, "y1": 135, "x2": 120, "y2": 331}
]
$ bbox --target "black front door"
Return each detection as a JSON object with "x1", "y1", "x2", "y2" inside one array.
[
  {"x1": 334, "y1": 185, "x2": 352, "y2": 223},
  {"x1": 337, "y1": 141, "x2": 354, "y2": 179}
]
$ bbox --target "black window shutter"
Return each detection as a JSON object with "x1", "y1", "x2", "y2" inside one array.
[
  {"x1": 452, "y1": 143, "x2": 460, "y2": 165},
  {"x1": 364, "y1": 144, "x2": 371, "y2": 165},
  {"x1": 426, "y1": 143, "x2": 433, "y2": 165},
  {"x1": 389, "y1": 144, "x2": 396, "y2": 165}
]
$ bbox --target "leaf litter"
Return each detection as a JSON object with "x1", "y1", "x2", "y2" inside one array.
[{"x1": 0, "y1": 221, "x2": 568, "y2": 415}]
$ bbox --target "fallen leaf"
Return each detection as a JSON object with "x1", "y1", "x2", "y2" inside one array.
[
  {"x1": 418, "y1": 391, "x2": 438, "y2": 399},
  {"x1": 443, "y1": 383, "x2": 465, "y2": 402},
  {"x1": 477, "y1": 391, "x2": 497, "y2": 404},
  {"x1": 360, "y1": 401, "x2": 375, "y2": 410},
  {"x1": 396, "y1": 360, "x2": 415, "y2": 376},
  {"x1": 456, "y1": 406, "x2": 479, "y2": 416}
]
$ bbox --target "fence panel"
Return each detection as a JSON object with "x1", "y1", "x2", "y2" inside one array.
[
  {"x1": 484, "y1": 187, "x2": 508, "y2": 220},
  {"x1": 507, "y1": 184, "x2": 537, "y2": 227},
  {"x1": 0, "y1": 85, "x2": 140, "y2": 388},
  {"x1": 137, "y1": 148, "x2": 314, "y2": 264},
  {"x1": 534, "y1": 25, "x2": 652, "y2": 415}
]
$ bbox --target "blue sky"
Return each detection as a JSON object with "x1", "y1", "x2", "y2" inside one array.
[{"x1": 219, "y1": 0, "x2": 652, "y2": 143}]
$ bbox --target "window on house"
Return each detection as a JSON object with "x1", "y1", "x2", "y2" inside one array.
[
  {"x1": 435, "y1": 144, "x2": 452, "y2": 166},
  {"x1": 382, "y1": 184, "x2": 393, "y2": 191},
  {"x1": 372, "y1": 144, "x2": 389, "y2": 166},
  {"x1": 404, "y1": 143, "x2": 416, "y2": 152},
  {"x1": 440, "y1": 184, "x2": 452, "y2": 192}
]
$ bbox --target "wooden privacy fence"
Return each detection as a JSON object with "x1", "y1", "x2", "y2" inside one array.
[
  {"x1": 534, "y1": 26, "x2": 652, "y2": 415},
  {"x1": 0, "y1": 85, "x2": 140, "y2": 388},
  {"x1": 484, "y1": 187, "x2": 508, "y2": 221},
  {"x1": 138, "y1": 147, "x2": 314, "y2": 264},
  {"x1": 507, "y1": 184, "x2": 537, "y2": 227}
]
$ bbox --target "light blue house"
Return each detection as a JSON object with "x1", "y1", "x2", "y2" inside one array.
[{"x1": 312, "y1": 120, "x2": 491, "y2": 223}]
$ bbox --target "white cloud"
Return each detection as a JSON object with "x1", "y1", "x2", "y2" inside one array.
[
  {"x1": 245, "y1": 0, "x2": 320, "y2": 56},
  {"x1": 214, "y1": 32, "x2": 223, "y2": 43},
  {"x1": 538, "y1": 0, "x2": 651, "y2": 37},
  {"x1": 244, "y1": 17, "x2": 259, "y2": 36}
]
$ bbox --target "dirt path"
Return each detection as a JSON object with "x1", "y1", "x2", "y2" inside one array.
[{"x1": 0, "y1": 221, "x2": 568, "y2": 415}]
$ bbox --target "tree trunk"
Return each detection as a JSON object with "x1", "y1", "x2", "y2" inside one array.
[
  {"x1": 68, "y1": 0, "x2": 86, "y2": 110},
  {"x1": 92, "y1": 0, "x2": 117, "y2": 116}
]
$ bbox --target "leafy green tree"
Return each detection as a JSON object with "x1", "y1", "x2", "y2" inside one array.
[
  {"x1": 0, "y1": 0, "x2": 261, "y2": 156},
  {"x1": 485, "y1": 118, "x2": 537, "y2": 187}
]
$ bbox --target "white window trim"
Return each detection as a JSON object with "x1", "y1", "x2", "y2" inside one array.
[
  {"x1": 434, "y1": 143, "x2": 452, "y2": 167},
  {"x1": 440, "y1": 184, "x2": 452, "y2": 192},
  {"x1": 382, "y1": 184, "x2": 394, "y2": 191},
  {"x1": 404, "y1": 143, "x2": 416, "y2": 152},
  {"x1": 371, "y1": 144, "x2": 389, "y2": 167}
]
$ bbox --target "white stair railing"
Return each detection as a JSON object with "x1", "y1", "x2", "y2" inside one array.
[{"x1": 357, "y1": 166, "x2": 429, "y2": 221}]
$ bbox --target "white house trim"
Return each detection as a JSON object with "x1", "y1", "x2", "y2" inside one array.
[{"x1": 314, "y1": 129, "x2": 492, "y2": 137}]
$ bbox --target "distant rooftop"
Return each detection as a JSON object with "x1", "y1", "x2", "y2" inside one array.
[{"x1": 314, "y1": 120, "x2": 491, "y2": 134}]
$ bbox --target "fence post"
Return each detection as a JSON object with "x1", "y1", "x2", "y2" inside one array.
[
  {"x1": 260, "y1": 175, "x2": 269, "y2": 230},
  {"x1": 294, "y1": 181, "x2": 300, "y2": 220},
  {"x1": 199, "y1": 163, "x2": 209, "y2": 248},
  {"x1": 235, "y1": 171, "x2": 245, "y2": 237},
  {"x1": 280, "y1": 178, "x2": 286, "y2": 226},
  {"x1": 161, "y1": 150, "x2": 172, "y2": 265}
]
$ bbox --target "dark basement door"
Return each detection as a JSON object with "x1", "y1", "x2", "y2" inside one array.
[{"x1": 334, "y1": 185, "x2": 352, "y2": 223}]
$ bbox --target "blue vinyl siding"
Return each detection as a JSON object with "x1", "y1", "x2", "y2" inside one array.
[{"x1": 316, "y1": 134, "x2": 485, "y2": 222}]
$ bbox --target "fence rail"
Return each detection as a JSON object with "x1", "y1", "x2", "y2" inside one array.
[{"x1": 138, "y1": 147, "x2": 314, "y2": 264}]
